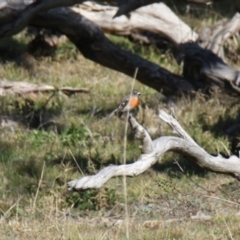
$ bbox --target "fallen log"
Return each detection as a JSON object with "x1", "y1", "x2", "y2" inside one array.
[
  {"x1": 30, "y1": 7, "x2": 194, "y2": 96},
  {"x1": 68, "y1": 110, "x2": 240, "y2": 190},
  {"x1": 75, "y1": 2, "x2": 198, "y2": 44}
]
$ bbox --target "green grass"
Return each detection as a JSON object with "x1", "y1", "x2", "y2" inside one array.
[{"x1": 0, "y1": 9, "x2": 240, "y2": 238}]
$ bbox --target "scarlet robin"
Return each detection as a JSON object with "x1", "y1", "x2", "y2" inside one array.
[{"x1": 107, "y1": 90, "x2": 141, "y2": 119}]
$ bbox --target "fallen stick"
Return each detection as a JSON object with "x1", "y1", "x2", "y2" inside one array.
[{"x1": 0, "y1": 79, "x2": 89, "y2": 98}]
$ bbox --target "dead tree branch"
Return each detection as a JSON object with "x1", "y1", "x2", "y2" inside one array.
[
  {"x1": 68, "y1": 110, "x2": 240, "y2": 191},
  {"x1": 75, "y1": 2, "x2": 198, "y2": 44},
  {"x1": 30, "y1": 7, "x2": 194, "y2": 96},
  {"x1": 198, "y1": 13, "x2": 240, "y2": 61},
  {"x1": 68, "y1": 115, "x2": 157, "y2": 190},
  {"x1": 1, "y1": 1, "x2": 240, "y2": 95},
  {"x1": 0, "y1": 79, "x2": 89, "y2": 99},
  {"x1": 208, "y1": 13, "x2": 240, "y2": 57}
]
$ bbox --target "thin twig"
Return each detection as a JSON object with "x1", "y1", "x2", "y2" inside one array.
[
  {"x1": 33, "y1": 161, "x2": 45, "y2": 211},
  {"x1": 122, "y1": 68, "x2": 138, "y2": 239},
  {"x1": 0, "y1": 196, "x2": 23, "y2": 221},
  {"x1": 68, "y1": 148, "x2": 84, "y2": 176},
  {"x1": 203, "y1": 195, "x2": 240, "y2": 206},
  {"x1": 224, "y1": 219, "x2": 234, "y2": 240}
]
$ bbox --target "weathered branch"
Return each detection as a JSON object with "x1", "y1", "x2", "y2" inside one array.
[
  {"x1": 158, "y1": 110, "x2": 240, "y2": 176},
  {"x1": 128, "y1": 114, "x2": 153, "y2": 153},
  {"x1": 74, "y1": 2, "x2": 198, "y2": 44},
  {"x1": 198, "y1": 13, "x2": 240, "y2": 62},
  {"x1": 207, "y1": 13, "x2": 240, "y2": 57},
  {"x1": 68, "y1": 115, "x2": 156, "y2": 190},
  {"x1": 30, "y1": 7, "x2": 194, "y2": 96},
  {"x1": 0, "y1": 79, "x2": 89, "y2": 98},
  {"x1": 68, "y1": 110, "x2": 240, "y2": 191},
  {"x1": 158, "y1": 110, "x2": 198, "y2": 146}
]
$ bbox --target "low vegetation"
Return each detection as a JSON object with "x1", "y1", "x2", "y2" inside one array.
[{"x1": 0, "y1": 7, "x2": 240, "y2": 239}]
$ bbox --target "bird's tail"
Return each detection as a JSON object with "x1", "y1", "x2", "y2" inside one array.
[{"x1": 106, "y1": 109, "x2": 118, "y2": 120}]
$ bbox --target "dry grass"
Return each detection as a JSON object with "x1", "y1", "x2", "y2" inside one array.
[{"x1": 0, "y1": 5, "x2": 240, "y2": 238}]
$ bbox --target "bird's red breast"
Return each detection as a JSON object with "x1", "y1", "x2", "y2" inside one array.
[{"x1": 129, "y1": 97, "x2": 139, "y2": 108}]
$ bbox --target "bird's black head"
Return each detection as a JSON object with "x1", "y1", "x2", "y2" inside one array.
[{"x1": 132, "y1": 90, "x2": 141, "y2": 96}]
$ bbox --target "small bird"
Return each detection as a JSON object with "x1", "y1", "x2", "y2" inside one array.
[{"x1": 107, "y1": 90, "x2": 141, "y2": 119}]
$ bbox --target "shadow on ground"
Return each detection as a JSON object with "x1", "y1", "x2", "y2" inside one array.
[
  {"x1": 51, "y1": 152, "x2": 124, "y2": 175},
  {"x1": 0, "y1": 139, "x2": 16, "y2": 163},
  {"x1": 200, "y1": 112, "x2": 240, "y2": 155},
  {"x1": 152, "y1": 155, "x2": 209, "y2": 178},
  {"x1": 0, "y1": 37, "x2": 27, "y2": 62},
  {"x1": 0, "y1": 95, "x2": 64, "y2": 130}
]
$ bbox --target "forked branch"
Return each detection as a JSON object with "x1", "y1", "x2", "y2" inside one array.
[{"x1": 68, "y1": 111, "x2": 240, "y2": 190}]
